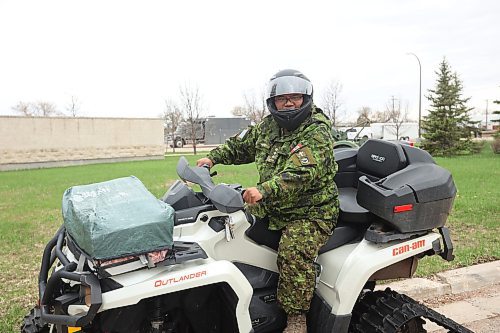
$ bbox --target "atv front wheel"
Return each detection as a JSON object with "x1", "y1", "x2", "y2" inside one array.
[{"x1": 21, "y1": 307, "x2": 50, "y2": 333}]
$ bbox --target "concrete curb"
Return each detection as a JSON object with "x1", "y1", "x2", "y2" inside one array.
[{"x1": 376, "y1": 260, "x2": 500, "y2": 300}]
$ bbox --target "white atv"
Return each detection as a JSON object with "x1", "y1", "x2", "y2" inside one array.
[{"x1": 22, "y1": 139, "x2": 472, "y2": 333}]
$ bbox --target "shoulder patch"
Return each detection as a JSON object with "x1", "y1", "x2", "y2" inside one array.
[{"x1": 291, "y1": 147, "x2": 317, "y2": 166}]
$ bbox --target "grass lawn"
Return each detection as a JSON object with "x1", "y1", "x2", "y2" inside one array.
[
  {"x1": 1, "y1": 145, "x2": 499, "y2": 332},
  {"x1": 415, "y1": 143, "x2": 500, "y2": 276}
]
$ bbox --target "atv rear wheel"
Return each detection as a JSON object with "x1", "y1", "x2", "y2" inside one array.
[
  {"x1": 350, "y1": 290, "x2": 426, "y2": 333},
  {"x1": 21, "y1": 307, "x2": 50, "y2": 333},
  {"x1": 395, "y1": 318, "x2": 426, "y2": 333}
]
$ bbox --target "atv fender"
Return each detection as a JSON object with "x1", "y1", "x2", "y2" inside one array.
[
  {"x1": 315, "y1": 232, "x2": 441, "y2": 316},
  {"x1": 101, "y1": 259, "x2": 254, "y2": 332}
]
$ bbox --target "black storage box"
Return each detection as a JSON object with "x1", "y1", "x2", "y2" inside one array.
[{"x1": 356, "y1": 163, "x2": 456, "y2": 233}]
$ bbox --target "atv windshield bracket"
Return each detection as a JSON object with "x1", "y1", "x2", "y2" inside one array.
[{"x1": 438, "y1": 227, "x2": 455, "y2": 261}]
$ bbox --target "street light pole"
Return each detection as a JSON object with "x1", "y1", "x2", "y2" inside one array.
[{"x1": 407, "y1": 52, "x2": 422, "y2": 138}]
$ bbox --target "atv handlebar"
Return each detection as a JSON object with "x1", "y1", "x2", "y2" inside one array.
[{"x1": 200, "y1": 163, "x2": 218, "y2": 178}]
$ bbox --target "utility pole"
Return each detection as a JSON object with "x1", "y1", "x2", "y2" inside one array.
[
  {"x1": 407, "y1": 53, "x2": 422, "y2": 138},
  {"x1": 485, "y1": 100, "x2": 489, "y2": 130}
]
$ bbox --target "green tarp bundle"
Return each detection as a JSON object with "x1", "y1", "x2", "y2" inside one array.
[{"x1": 62, "y1": 176, "x2": 174, "y2": 260}]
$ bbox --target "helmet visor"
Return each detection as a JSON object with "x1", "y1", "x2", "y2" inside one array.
[{"x1": 266, "y1": 76, "x2": 313, "y2": 99}]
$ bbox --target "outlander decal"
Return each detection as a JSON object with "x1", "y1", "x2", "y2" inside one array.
[
  {"x1": 154, "y1": 270, "x2": 207, "y2": 287},
  {"x1": 392, "y1": 240, "x2": 425, "y2": 256}
]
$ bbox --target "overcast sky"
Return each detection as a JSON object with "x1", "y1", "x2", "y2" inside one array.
[{"x1": 1, "y1": 0, "x2": 499, "y2": 123}]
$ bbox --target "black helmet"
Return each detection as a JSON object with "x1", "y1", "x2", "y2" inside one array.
[{"x1": 266, "y1": 69, "x2": 313, "y2": 131}]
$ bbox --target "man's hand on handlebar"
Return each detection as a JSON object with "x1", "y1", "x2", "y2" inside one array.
[
  {"x1": 196, "y1": 158, "x2": 214, "y2": 168},
  {"x1": 243, "y1": 187, "x2": 263, "y2": 204}
]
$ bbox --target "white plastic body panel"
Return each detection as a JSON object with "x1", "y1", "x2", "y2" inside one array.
[
  {"x1": 61, "y1": 202, "x2": 443, "y2": 331},
  {"x1": 175, "y1": 210, "x2": 278, "y2": 272},
  {"x1": 316, "y1": 232, "x2": 440, "y2": 315},
  {"x1": 104, "y1": 259, "x2": 253, "y2": 332}
]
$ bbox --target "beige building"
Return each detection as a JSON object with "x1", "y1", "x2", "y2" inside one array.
[{"x1": 0, "y1": 116, "x2": 165, "y2": 171}]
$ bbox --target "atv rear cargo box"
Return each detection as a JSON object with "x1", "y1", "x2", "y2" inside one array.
[
  {"x1": 62, "y1": 176, "x2": 174, "y2": 260},
  {"x1": 334, "y1": 139, "x2": 457, "y2": 233},
  {"x1": 355, "y1": 145, "x2": 456, "y2": 233}
]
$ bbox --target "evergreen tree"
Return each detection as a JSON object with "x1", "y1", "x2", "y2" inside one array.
[
  {"x1": 492, "y1": 98, "x2": 500, "y2": 153},
  {"x1": 421, "y1": 58, "x2": 474, "y2": 156},
  {"x1": 493, "y1": 99, "x2": 500, "y2": 137}
]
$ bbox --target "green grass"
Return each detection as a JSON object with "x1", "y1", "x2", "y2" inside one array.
[
  {"x1": 0, "y1": 155, "x2": 258, "y2": 332},
  {"x1": 1, "y1": 145, "x2": 499, "y2": 331},
  {"x1": 415, "y1": 143, "x2": 500, "y2": 276}
]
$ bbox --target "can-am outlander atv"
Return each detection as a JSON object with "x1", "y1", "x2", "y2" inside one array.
[{"x1": 22, "y1": 139, "x2": 472, "y2": 333}]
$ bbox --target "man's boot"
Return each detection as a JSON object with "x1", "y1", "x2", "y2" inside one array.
[{"x1": 283, "y1": 314, "x2": 307, "y2": 333}]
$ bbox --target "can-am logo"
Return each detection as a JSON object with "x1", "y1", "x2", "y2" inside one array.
[
  {"x1": 392, "y1": 240, "x2": 426, "y2": 256},
  {"x1": 371, "y1": 154, "x2": 386, "y2": 163}
]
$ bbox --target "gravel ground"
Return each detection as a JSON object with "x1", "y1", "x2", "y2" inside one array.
[{"x1": 422, "y1": 283, "x2": 500, "y2": 333}]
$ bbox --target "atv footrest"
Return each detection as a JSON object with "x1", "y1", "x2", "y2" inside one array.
[
  {"x1": 165, "y1": 241, "x2": 208, "y2": 265},
  {"x1": 364, "y1": 222, "x2": 427, "y2": 243}
]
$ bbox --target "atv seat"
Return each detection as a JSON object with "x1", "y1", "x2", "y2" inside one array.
[
  {"x1": 245, "y1": 217, "x2": 362, "y2": 254},
  {"x1": 335, "y1": 140, "x2": 408, "y2": 226},
  {"x1": 245, "y1": 216, "x2": 282, "y2": 251}
]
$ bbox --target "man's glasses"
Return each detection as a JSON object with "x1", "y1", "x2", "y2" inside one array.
[{"x1": 274, "y1": 94, "x2": 303, "y2": 104}]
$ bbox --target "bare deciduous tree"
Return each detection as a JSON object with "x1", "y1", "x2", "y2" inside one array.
[
  {"x1": 179, "y1": 83, "x2": 203, "y2": 155},
  {"x1": 231, "y1": 88, "x2": 268, "y2": 124},
  {"x1": 162, "y1": 99, "x2": 184, "y2": 153},
  {"x1": 385, "y1": 96, "x2": 410, "y2": 140},
  {"x1": 356, "y1": 106, "x2": 372, "y2": 126},
  {"x1": 12, "y1": 101, "x2": 59, "y2": 117},
  {"x1": 245, "y1": 89, "x2": 268, "y2": 123},
  {"x1": 230, "y1": 106, "x2": 246, "y2": 117},
  {"x1": 65, "y1": 96, "x2": 81, "y2": 117},
  {"x1": 322, "y1": 80, "x2": 343, "y2": 126},
  {"x1": 371, "y1": 110, "x2": 391, "y2": 123},
  {"x1": 11, "y1": 101, "x2": 32, "y2": 116},
  {"x1": 35, "y1": 101, "x2": 59, "y2": 116}
]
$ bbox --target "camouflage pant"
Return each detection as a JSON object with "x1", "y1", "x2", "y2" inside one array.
[{"x1": 276, "y1": 219, "x2": 331, "y2": 315}]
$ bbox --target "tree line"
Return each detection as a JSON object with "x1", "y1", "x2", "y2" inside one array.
[
  {"x1": 11, "y1": 96, "x2": 81, "y2": 117},
  {"x1": 11, "y1": 58, "x2": 499, "y2": 156}
]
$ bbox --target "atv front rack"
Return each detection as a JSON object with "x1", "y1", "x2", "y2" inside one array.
[
  {"x1": 39, "y1": 226, "x2": 102, "y2": 327},
  {"x1": 38, "y1": 226, "x2": 208, "y2": 327}
]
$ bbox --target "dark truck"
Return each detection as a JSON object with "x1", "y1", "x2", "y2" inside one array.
[{"x1": 172, "y1": 117, "x2": 251, "y2": 148}]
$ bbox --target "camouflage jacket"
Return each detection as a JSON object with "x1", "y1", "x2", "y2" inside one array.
[{"x1": 207, "y1": 106, "x2": 339, "y2": 232}]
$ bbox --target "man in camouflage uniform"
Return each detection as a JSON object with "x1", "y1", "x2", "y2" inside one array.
[{"x1": 197, "y1": 69, "x2": 339, "y2": 333}]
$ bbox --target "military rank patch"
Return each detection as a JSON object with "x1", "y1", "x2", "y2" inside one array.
[
  {"x1": 291, "y1": 147, "x2": 317, "y2": 166},
  {"x1": 290, "y1": 143, "x2": 303, "y2": 154}
]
